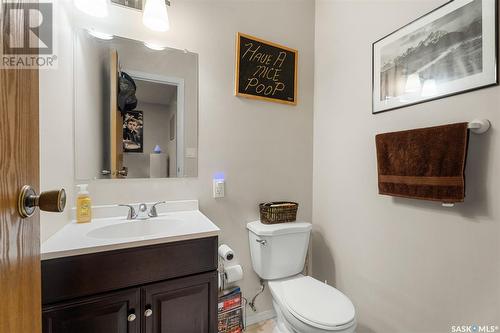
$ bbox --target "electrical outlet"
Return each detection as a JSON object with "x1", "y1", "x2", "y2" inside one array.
[{"x1": 213, "y1": 179, "x2": 225, "y2": 198}]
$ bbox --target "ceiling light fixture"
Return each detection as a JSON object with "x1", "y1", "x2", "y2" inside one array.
[
  {"x1": 74, "y1": 0, "x2": 109, "y2": 18},
  {"x1": 143, "y1": 0, "x2": 171, "y2": 32},
  {"x1": 87, "y1": 29, "x2": 114, "y2": 40}
]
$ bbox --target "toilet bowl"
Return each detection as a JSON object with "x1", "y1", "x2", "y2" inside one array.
[
  {"x1": 247, "y1": 221, "x2": 357, "y2": 333},
  {"x1": 268, "y1": 275, "x2": 356, "y2": 333}
]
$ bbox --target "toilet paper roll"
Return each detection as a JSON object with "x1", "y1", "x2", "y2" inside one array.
[
  {"x1": 218, "y1": 244, "x2": 234, "y2": 261},
  {"x1": 224, "y1": 265, "x2": 243, "y2": 283}
]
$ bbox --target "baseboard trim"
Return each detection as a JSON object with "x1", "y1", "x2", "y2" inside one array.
[{"x1": 245, "y1": 309, "x2": 276, "y2": 327}]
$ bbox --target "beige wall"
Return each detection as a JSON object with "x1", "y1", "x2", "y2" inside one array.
[
  {"x1": 313, "y1": 1, "x2": 500, "y2": 332},
  {"x1": 40, "y1": 0, "x2": 315, "y2": 319},
  {"x1": 73, "y1": 31, "x2": 109, "y2": 180}
]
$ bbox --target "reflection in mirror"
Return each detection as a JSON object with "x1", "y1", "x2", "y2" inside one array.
[{"x1": 74, "y1": 30, "x2": 198, "y2": 180}]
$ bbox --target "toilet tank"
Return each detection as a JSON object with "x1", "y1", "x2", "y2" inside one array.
[{"x1": 247, "y1": 221, "x2": 312, "y2": 280}]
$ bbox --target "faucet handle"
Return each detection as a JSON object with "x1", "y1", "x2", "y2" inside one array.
[
  {"x1": 149, "y1": 201, "x2": 166, "y2": 218},
  {"x1": 118, "y1": 204, "x2": 137, "y2": 220}
]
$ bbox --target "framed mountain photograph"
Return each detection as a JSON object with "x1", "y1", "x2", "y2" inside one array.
[{"x1": 372, "y1": 0, "x2": 498, "y2": 114}]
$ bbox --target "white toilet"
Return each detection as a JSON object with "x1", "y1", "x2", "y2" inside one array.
[{"x1": 247, "y1": 221, "x2": 357, "y2": 333}]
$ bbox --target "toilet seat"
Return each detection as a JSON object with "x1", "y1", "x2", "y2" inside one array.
[{"x1": 269, "y1": 275, "x2": 356, "y2": 332}]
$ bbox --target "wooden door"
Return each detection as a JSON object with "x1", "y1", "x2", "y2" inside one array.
[
  {"x1": 110, "y1": 49, "x2": 124, "y2": 178},
  {"x1": 42, "y1": 288, "x2": 141, "y2": 333},
  {"x1": 143, "y1": 272, "x2": 218, "y2": 333},
  {"x1": 0, "y1": 1, "x2": 42, "y2": 332}
]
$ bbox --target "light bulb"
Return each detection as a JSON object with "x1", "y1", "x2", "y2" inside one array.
[
  {"x1": 143, "y1": 0, "x2": 170, "y2": 32},
  {"x1": 404, "y1": 74, "x2": 422, "y2": 93},
  {"x1": 421, "y1": 79, "x2": 437, "y2": 97},
  {"x1": 74, "y1": 0, "x2": 109, "y2": 18}
]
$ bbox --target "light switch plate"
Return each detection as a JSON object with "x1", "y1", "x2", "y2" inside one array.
[{"x1": 213, "y1": 179, "x2": 225, "y2": 198}]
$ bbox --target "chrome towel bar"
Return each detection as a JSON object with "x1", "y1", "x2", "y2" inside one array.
[{"x1": 468, "y1": 119, "x2": 490, "y2": 134}]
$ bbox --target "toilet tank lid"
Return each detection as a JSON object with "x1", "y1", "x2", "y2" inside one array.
[{"x1": 246, "y1": 221, "x2": 311, "y2": 236}]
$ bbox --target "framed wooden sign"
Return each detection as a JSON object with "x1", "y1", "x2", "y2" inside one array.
[{"x1": 235, "y1": 33, "x2": 298, "y2": 105}]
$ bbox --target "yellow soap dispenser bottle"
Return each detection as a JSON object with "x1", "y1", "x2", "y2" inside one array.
[{"x1": 76, "y1": 184, "x2": 92, "y2": 223}]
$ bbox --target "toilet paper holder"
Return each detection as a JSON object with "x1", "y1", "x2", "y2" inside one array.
[
  {"x1": 218, "y1": 244, "x2": 235, "y2": 261},
  {"x1": 217, "y1": 244, "x2": 243, "y2": 290}
]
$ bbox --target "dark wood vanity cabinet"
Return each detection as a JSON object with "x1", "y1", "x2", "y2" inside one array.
[
  {"x1": 143, "y1": 273, "x2": 213, "y2": 333},
  {"x1": 41, "y1": 237, "x2": 218, "y2": 333},
  {"x1": 42, "y1": 289, "x2": 141, "y2": 333}
]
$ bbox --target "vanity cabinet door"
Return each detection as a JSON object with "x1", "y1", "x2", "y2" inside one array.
[
  {"x1": 143, "y1": 271, "x2": 217, "y2": 333},
  {"x1": 42, "y1": 288, "x2": 140, "y2": 333}
]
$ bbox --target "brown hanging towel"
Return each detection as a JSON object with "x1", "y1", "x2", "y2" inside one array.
[{"x1": 375, "y1": 123, "x2": 469, "y2": 203}]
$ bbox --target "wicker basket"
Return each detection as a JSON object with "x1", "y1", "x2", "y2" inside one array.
[{"x1": 259, "y1": 202, "x2": 298, "y2": 224}]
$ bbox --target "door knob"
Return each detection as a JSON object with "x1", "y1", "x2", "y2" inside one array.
[
  {"x1": 116, "y1": 167, "x2": 128, "y2": 177},
  {"x1": 127, "y1": 313, "x2": 136, "y2": 322},
  {"x1": 18, "y1": 185, "x2": 66, "y2": 218},
  {"x1": 144, "y1": 308, "x2": 153, "y2": 317}
]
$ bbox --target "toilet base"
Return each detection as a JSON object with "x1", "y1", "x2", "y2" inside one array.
[{"x1": 271, "y1": 300, "x2": 294, "y2": 333}]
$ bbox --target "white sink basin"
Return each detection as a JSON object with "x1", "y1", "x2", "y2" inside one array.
[
  {"x1": 87, "y1": 219, "x2": 182, "y2": 239},
  {"x1": 41, "y1": 200, "x2": 220, "y2": 260}
]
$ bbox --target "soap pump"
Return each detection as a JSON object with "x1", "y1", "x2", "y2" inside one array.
[{"x1": 76, "y1": 184, "x2": 92, "y2": 223}]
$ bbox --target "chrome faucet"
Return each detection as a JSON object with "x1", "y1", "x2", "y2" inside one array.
[{"x1": 119, "y1": 202, "x2": 166, "y2": 220}]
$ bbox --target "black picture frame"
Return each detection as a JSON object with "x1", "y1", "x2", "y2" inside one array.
[
  {"x1": 123, "y1": 110, "x2": 144, "y2": 153},
  {"x1": 372, "y1": 0, "x2": 499, "y2": 114}
]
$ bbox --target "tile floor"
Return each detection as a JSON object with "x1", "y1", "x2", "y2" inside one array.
[{"x1": 245, "y1": 319, "x2": 276, "y2": 332}]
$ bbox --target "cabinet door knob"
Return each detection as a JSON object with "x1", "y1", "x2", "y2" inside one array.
[
  {"x1": 127, "y1": 313, "x2": 136, "y2": 322},
  {"x1": 144, "y1": 309, "x2": 153, "y2": 317}
]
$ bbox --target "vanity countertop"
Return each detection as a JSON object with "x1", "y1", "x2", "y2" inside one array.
[{"x1": 41, "y1": 201, "x2": 220, "y2": 260}]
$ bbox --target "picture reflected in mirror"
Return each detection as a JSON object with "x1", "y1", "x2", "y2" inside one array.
[{"x1": 123, "y1": 110, "x2": 143, "y2": 153}]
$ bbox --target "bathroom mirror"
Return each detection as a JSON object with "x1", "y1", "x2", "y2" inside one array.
[{"x1": 74, "y1": 30, "x2": 198, "y2": 180}]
